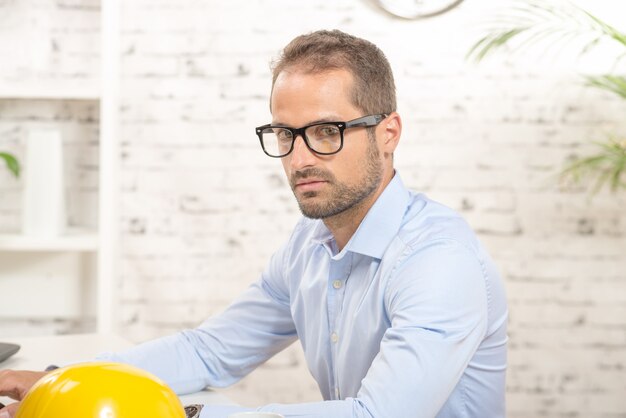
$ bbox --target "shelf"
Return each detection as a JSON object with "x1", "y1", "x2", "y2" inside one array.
[
  {"x1": 0, "y1": 229, "x2": 98, "y2": 251},
  {"x1": 0, "y1": 0, "x2": 120, "y2": 334},
  {"x1": 0, "y1": 81, "x2": 100, "y2": 100}
]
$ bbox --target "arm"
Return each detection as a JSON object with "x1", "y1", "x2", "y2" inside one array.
[
  {"x1": 97, "y1": 243, "x2": 298, "y2": 395},
  {"x1": 353, "y1": 239, "x2": 490, "y2": 417}
]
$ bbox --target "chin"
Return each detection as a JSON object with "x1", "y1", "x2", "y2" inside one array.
[{"x1": 297, "y1": 202, "x2": 325, "y2": 219}]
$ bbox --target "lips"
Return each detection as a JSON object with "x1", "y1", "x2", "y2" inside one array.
[
  {"x1": 296, "y1": 178, "x2": 324, "y2": 186},
  {"x1": 292, "y1": 168, "x2": 333, "y2": 194},
  {"x1": 295, "y1": 179, "x2": 327, "y2": 192}
]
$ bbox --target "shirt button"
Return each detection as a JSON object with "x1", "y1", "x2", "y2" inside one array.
[
  {"x1": 332, "y1": 280, "x2": 342, "y2": 289},
  {"x1": 331, "y1": 332, "x2": 339, "y2": 343}
]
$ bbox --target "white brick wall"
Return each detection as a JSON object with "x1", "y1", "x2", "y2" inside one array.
[{"x1": 1, "y1": 0, "x2": 625, "y2": 416}]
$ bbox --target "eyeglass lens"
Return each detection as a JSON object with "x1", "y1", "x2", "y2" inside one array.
[{"x1": 260, "y1": 123, "x2": 342, "y2": 157}]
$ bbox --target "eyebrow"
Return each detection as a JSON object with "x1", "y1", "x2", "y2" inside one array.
[{"x1": 271, "y1": 116, "x2": 343, "y2": 127}]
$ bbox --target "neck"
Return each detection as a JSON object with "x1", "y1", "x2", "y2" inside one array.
[{"x1": 323, "y1": 169, "x2": 394, "y2": 252}]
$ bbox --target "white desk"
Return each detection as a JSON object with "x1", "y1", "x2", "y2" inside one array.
[{"x1": 0, "y1": 333, "x2": 234, "y2": 407}]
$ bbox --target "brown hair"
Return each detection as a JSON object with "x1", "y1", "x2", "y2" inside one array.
[{"x1": 271, "y1": 30, "x2": 397, "y2": 115}]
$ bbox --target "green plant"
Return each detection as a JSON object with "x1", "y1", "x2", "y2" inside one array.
[
  {"x1": 467, "y1": 0, "x2": 626, "y2": 194},
  {"x1": 0, "y1": 152, "x2": 20, "y2": 178}
]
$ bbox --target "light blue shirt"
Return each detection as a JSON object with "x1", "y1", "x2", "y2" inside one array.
[{"x1": 98, "y1": 173, "x2": 508, "y2": 417}]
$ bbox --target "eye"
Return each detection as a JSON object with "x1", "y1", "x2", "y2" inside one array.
[
  {"x1": 315, "y1": 125, "x2": 340, "y2": 137},
  {"x1": 274, "y1": 128, "x2": 293, "y2": 142}
]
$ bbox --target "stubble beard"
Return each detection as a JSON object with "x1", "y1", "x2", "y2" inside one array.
[{"x1": 289, "y1": 141, "x2": 383, "y2": 220}]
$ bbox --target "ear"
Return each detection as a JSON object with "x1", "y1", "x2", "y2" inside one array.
[{"x1": 380, "y1": 112, "x2": 401, "y2": 155}]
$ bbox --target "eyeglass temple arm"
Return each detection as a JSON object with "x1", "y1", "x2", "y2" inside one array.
[{"x1": 345, "y1": 114, "x2": 388, "y2": 128}]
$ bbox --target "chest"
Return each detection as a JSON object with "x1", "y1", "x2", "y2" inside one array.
[{"x1": 290, "y1": 250, "x2": 393, "y2": 387}]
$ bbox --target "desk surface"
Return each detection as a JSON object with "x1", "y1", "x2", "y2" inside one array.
[{"x1": 0, "y1": 333, "x2": 233, "y2": 406}]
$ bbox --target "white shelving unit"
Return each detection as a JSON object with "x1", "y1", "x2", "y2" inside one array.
[
  {"x1": 0, "y1": 1, "x2": 120, "y2": 334},
  {"x1": 0, "y1": 81, "x2": 100, "y2": 101},
  {"x1": 97, "y1": 0, "x2": 121, "y2": 335},
  {"x1": 0, "y1": 229, "x2": 98, "y2": 252}
]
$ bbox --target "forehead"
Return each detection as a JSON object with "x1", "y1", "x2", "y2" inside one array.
[{"x1": 270, "y1": 68, "x2": 358, "y2": 124}]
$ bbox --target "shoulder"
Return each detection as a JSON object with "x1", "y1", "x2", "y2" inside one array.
[
  {"x1": 382, "y1": 193, "x2": 492, "y2": 298},
  {"x1": 398, "y1": 193, "x2": 481, "y2": 255},
  {"x1": 384, "y1": 192, "x2": 506, "y2": 325}
]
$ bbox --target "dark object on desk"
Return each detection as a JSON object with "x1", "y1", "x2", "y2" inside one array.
[
  {"x1": 0, "y1": 342, "x2": 20, "y2": 363},
  {"x1": 184, "y1": 404, "x2": 204, "y2": 418}
]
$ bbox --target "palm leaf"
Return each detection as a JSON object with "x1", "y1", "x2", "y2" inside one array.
[
  {"x1": 467, "y1": 28, "x2": 529, "y2": 62},
  {"x1": 0, "y1": 152, "x2": 20, "y2": 178},
  {"x1": 585, "y1": 75, "x2": 626, "y2": 100},
  {"x1": 470, "y1": 0, "x2": 626, "y2": 195},
  {"x1": 560, "y1": 139, "x2": 626, "y2": 194},
  {"x1": 582, "y1": 10, "x2": 626, "y2": 47},
  {"x1": 467, "y1": 0, "x2": 626, "y2": 63}
]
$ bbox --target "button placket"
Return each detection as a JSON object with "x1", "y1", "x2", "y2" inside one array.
[{"x1": 328, "y1": 253, "x2": 352, "y2": 402}]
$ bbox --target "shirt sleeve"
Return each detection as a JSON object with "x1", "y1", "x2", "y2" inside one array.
[
  {"x1": 354, "y1": 238, "x2": 490, "y2": 417},
  {"x1": 199, "y1": 239, "x2": 491, "y2": 418},
  {"x1": 96, "y1": 241, "x2": 298, "y2": 395}
]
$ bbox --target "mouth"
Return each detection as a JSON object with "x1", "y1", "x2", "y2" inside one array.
[{"x1": 294, "y1": 179, "x2": 327, "y2": 193}]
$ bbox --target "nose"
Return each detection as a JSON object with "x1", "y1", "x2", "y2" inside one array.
[{"x1": 288, "y1": 134, "x2": 317, "y2": 170}]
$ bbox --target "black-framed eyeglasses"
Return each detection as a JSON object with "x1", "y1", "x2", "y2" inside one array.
[{"x1": 255, "y1": 114, "x2": 388, "y2": 158}]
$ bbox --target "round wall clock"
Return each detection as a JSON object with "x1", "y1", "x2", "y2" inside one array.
[{"x1": 373, "y1": 0, "x2": 465, "y2": 19}]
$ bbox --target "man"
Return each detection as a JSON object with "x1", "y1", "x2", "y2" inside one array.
[{"x1": 0, "y1": 30, "x2": 507, "y2": 418}]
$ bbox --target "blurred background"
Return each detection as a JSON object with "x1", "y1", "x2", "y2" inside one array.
[{"x1": 0, "y1": 0, "x2": 624, "y2": 416}]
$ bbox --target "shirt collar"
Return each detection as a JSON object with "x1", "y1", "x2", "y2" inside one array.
[{"x1": 311, "y1": 172, "x2": 410, "y2": 260}]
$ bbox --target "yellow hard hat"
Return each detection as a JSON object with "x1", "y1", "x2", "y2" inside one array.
[{"x1": 15, "y1": 362, "x2": 186, "y2": 418}]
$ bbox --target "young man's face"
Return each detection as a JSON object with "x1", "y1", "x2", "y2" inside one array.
[{"x1": 270, "y1": 68, "x2": 387, "y2": 220}]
